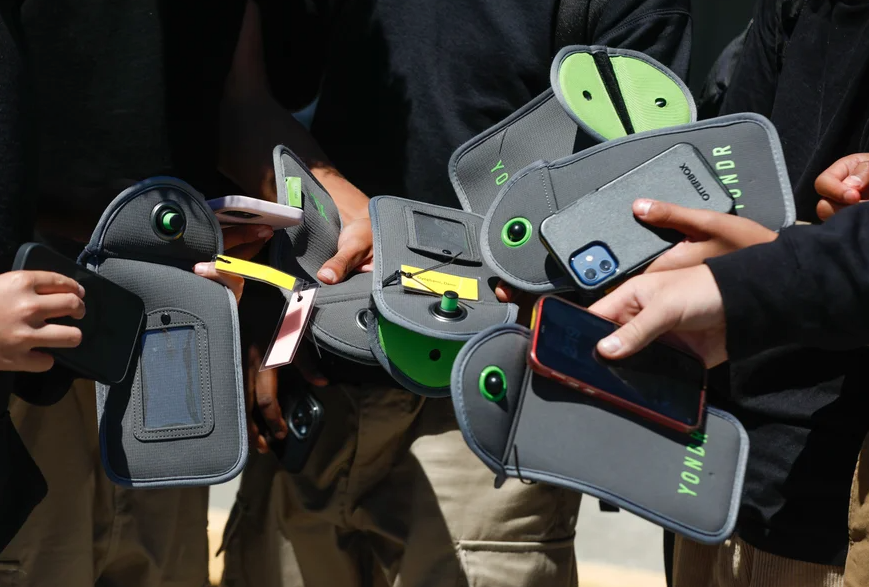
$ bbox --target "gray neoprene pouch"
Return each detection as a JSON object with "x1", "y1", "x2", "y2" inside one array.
[
  {"x1": 450, "y1": 45, "x2": 696, "y2": 216},
  {"x1": 366, "y1": 196, "x2": 518, "y2": 397},
  {"x1": 451, "y1": 324, "x2": 748, "y2": 544},
  {"x1": 482, "y1": 113, "x2": 796, "y2": 293},
  {"x1": 269, "y1": 145, "x2": 376, "y2": 364},
  {"x1": 81, "y1": 178, "x2": 247, "y2": 488},
  {"x1": 540, "y1": 143, "x2": 734, "y2": 295}
]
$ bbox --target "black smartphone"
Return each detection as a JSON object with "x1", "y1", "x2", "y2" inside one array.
[
  {"x1": 540, "y1": 143, "x2": 734, "y2": 294},
  {"x1": 12, "y1": 243, "x2": 146, "y2": 384},
  {"x1": 528, "y1": 295, "x2": 706, "y2": 433},
  {"x1": 255, "y1": 382, "x2": 324, "y2": 474}
]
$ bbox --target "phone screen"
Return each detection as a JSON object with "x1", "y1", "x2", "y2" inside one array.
[
  {"x1": 534, "y1": 297, "x2": 704, "y2": 427},
  {"x1": 20, "y1": 245, "x2": 145, "y2": 383}
]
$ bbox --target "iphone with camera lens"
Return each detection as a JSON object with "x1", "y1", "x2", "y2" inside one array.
[
  {"x1": 528, "y1": 295, "x2": 706, "y2": 433},
  {"x1": 539, "y1": 143, "x2": 734, "y2": 296}
]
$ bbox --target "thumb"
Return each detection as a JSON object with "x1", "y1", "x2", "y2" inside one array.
[
  {"x1": 843, "y1": 160, "x2": 869, "y2": 196},
  {"x1": 317, "y1": 252, "x2": 352, "y2": 285},
  {"x1": 596, "y1": 306, "x2": 675, "y2": 360},
  {"x1": 633, "y1": 199, "x2": 717, "y2": 241}
]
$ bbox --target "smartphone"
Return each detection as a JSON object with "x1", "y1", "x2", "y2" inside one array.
[
  {"x1": 540, "y1": 144, "x2": 734, "y2": 294},
  {"x1": 12, "y1": 243, "x2": 146, "y2": 384},
  {"x1": 528, "y1": 295, "x2": 706, "y2": 433},
  {"x1": 255, "y1": 384, "x2": 324, "y2": 474},
  {"x1": 207, "y1": 195, "x2": 304, "y2": 230}
]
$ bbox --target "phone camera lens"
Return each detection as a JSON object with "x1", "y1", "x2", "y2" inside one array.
[
  {"x1": 290, "y1": 403, "x2": 314, "y2": 439},
  {"x1": 584, "y1": 268, "x2": 597, "y2": 281},
  {"x1": 599, "y1": 259, "x2": 613, "y2": 272}
]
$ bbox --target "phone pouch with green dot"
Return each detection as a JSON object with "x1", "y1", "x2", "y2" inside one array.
[
  {"x1": 482, "y1": 113, "x2": 796, "y2": 294},
  {"x1": 366, "y1": 196, "x2": 518, "y2": 397},
  {"x1": 451, "y1": 324, "x2": 748, "y2": 545},
  {"x1": 449, "y1": 45, "x2": 695, "y2": 216},
  {"x1": 81, "y1": 178, "x2": 247, "y2": 488},
  {"x1": 269, "y1": 145, "x2": 377, "y2": 365}
]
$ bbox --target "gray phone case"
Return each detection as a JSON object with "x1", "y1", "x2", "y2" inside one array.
[
  {"x1": 540, "y1": 144, "x2": 734, "y2": 294},
  {"x1": 367, "y1": 196, "x2": 518, "y2": 397},
  {"x1": 82, "y1": 178, "x2": 247, "y2": 488},
  {"x1": 481, "y1": 114, "x2": 796, "y2": 293},
  {"x1": 269, "y1": 146, "x2": 377, "y2": 364},
  {"x1": 451, "y1": 324, "x2": 748, "y2": 544}
]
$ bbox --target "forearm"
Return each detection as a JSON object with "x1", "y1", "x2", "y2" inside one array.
[
  {"x1": 218, "y1": 0, "x2": 369, "y2": 222},
  {"x1": 706, "y1": 203, "x2": 869, "y2": 358}
]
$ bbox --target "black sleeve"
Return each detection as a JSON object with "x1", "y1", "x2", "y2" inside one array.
[
  {"x1": 0, "y1": 3, "x2": 33, "y2": 273},
  {"x1": 585, "y1": 0, "x2": 692, "y2": 80},
  {"x1": 706, "y1": 202, "x2": 869, "y2": 360}
]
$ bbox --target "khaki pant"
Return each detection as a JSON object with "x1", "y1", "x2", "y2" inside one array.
[
  {"x1": 673, "y1": 535, "x2": 844, "y2": 587},
  {"x1": 845, "y1": 432, "x2": 869, "y2": 587},
  {"x1": 220, "y1": 383, "x2": 581, "y2": 587},
  {"x1": 0, "y1": 380, "x2": 210, "y2": 587}
]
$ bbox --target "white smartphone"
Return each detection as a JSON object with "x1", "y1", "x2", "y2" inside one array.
[{"x1": 207, "y1": 195, "x2": 304, "y2": 230}]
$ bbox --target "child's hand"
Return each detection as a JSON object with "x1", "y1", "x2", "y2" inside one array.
[
  {"x1": 815, "y1": 154, "x2": 869, "y2": 221},
  {"x1": 634, "y1": 199, "x2": 777, "y2": 273},
  {"x1": 0, "y1": 271, "x2": 86, "y2": 372}
]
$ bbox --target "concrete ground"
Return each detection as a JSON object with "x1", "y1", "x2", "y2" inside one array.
[{"x1": 208, "y1": 478, "x2": 666, "y2": 586}]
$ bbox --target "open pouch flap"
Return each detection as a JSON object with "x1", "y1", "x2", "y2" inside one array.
[
  {"x1": 368, "y1": 196, "x2": 518, "y2": 397},
  {"x1": 451, "y1": 324, "x2": 748, "y2": 544},
  {"x1": 482, "y1": 113, "x2": 796, "y2": 293},
  {"x1": 269, "y1": 146, "x2": 376, "y2": 364},
  {"x1": 449, "y1": 45, "x2": 696, "y2": 216},
  {"x1": 82, "y1": 177, "x2": 246, "y2": 488}
]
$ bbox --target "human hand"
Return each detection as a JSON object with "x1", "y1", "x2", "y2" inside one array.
[
  {"x1": 193, "y1": 262, "x2": 244, "y2": 303},
  {"x1": 494, "y1": 281, "x2": 537, "y2": 326},
  {"x1": 589, "y1": 265, "x2": 727, "y2": 367},
  {"x1": 636, "y1": 199, "x2": 777, "y2": 273},
  {"x1": 316, "y1": 216, "x2": 374, "y2": 284},
  {"x1": 815, "y1": 154, "x2": 869, "y2": 221},
  {"x1": 0, "y1": 271, "x2": 86, "y2": 372},
  {"x1": 222, "y1": 224, "x2": 274, "y2": 260}
]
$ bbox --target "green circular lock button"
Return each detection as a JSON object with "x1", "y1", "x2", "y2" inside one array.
[
  {"x1": 440, "y1": 291, "x2": 459, "y2": 313},
  {"x1": 159, "y1": 210, "x2": 183, "y2": 234},
  {"x1": 479, "y1": 366, "x2": 507, "y2": 402},
  {"x1": 502, "y1": 218, "x2": 532, "y2": 248}
]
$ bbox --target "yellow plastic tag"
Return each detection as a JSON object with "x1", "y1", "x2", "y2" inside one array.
[
  {"x1": 214, "y1": 256, "x2": 298, "y2": 292},
  {"x1": 400, "y1": 265, "x2": 479, "y2": 301}
]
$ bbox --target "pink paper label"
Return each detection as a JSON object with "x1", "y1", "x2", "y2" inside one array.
[{"x1": 262, "y1": 287, "x2": 316, "y2": 370}]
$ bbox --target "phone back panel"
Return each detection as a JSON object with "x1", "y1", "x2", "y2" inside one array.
[{"x1": 540, "y1": 144, "x2": 733, "y2": 293}]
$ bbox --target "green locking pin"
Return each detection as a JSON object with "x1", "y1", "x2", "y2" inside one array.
[
  {"x1": 440, "y1": 291, "x2": 459, "y2": 313},
  {"x1": 159, "y1": 210, "x2": 183, "y2": 234}
]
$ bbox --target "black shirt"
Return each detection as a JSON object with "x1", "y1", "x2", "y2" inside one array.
[
  {"x1": 306, "y1": 0, "x2": 692, "y2": 207},
  {"x1": 18, "y1": 0, "x2": 246, "y2": 241},
  {"x1": 711, "y1": 0, "x2": 869, "y2": 566}
]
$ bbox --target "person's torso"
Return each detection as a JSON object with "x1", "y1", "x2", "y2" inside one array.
[
  {"x1": 717, "y1": 0, "x2": 869, "y2": 565},
  {"x1": 19, "y1": 0, "x2": 245, "y2": 241}
]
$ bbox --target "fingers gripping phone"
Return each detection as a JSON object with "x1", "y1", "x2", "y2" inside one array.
[
  {"x1": 254, "y1": 384, "x2": 324, "y2": 474},
  {"x1": 540, "y1": 144, "x2": 734, "y2": 295},
  {"x1": 528, "y1": 296, "x2": 706, "y2": 433},
  {"x1": 207, "y1": 196, "x2": 303, "y2": 230},
  {"x1": 12, "y1": 243, "x2": 146, "y2": 384}
]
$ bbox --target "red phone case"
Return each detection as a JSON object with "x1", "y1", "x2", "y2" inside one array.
[{"x1": 527, "y1": 295, "x2": 706, "y2": 434}]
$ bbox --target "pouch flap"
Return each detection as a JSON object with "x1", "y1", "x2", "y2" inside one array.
[
  {"x1": 269, "y1": 145, "x2": 376, "y2": 364},
  {"x1": 370, "y1": 196, "x2": 516, "y2": 341},
  {"x1": 451, "y1": 325, "x2": 748, "y2": 544},
  {"x1": 551, "y1": 45, "x2": 695, "y2": 142},
  {"x1": 482, "y1": 113, "x2": 796, "y2": 292},
  {"x1": 84, "y1": 177, "x2": 221, "y2": 267}
]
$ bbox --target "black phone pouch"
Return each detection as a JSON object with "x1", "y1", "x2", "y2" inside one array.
[
  {"x1": 80, "y1": 178, "x2": 247, "y2": 488},
  {"x1": 451, "y1": 324, "x2": 748, "y2": 544}
]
